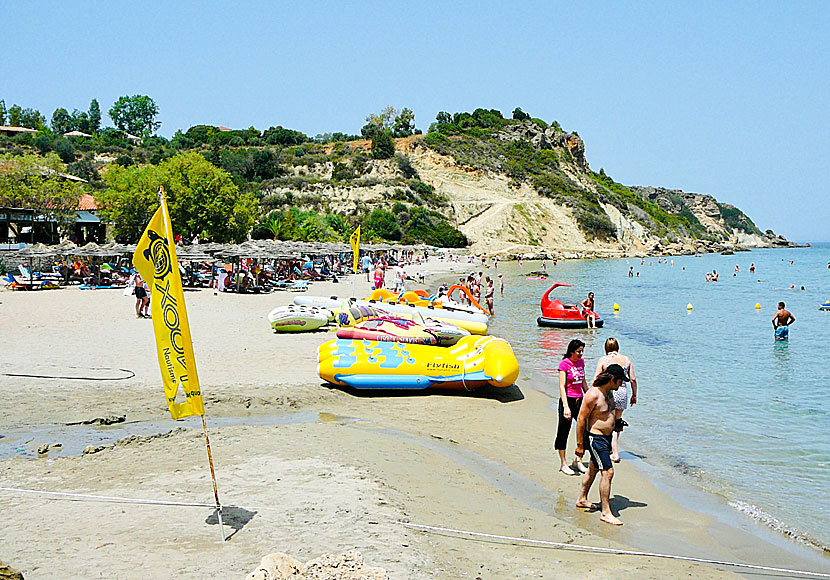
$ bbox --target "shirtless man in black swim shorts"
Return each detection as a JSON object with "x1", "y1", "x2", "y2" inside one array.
[{"x1": 575, "y1": 364, "x2": 626, "y2": 525}]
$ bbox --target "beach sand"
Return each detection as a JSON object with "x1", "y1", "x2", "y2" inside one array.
[{"x1": 0, "y1": 262, "x2": 824, "y2": 579}]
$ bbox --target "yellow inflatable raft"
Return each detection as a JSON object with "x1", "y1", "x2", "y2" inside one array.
[{"x1": 317, "y1": 335, "x2": 519, "y2": 390}]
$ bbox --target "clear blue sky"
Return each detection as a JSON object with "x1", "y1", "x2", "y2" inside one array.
[{"x1": 3, "y1": 1, "x2": 827, "y2": 240}]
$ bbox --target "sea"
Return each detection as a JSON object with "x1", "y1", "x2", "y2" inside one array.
[{"x1": 477, "y1": 243, "x2": 830, "y2": 553}]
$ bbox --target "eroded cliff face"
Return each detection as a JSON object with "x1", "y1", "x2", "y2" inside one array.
[
  {"x1": 401, "y1": 125, "x2": 793, "y2": 256},
  {"x1": 404, "y1": 145, "x2": 618, "y2": 256},
  {"x1": 260, "y1": 124, "x2": 791, "y2": 256}
]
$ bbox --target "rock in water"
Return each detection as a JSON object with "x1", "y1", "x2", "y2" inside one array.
[{"x1": 246, "y1": 550, "x2": 388, "y2": 580}]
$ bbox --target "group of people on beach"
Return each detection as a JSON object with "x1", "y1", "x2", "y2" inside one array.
[
  {"x1": 453, "y1": 272, "x2": 498, "y2": 315},
  {"x1": 555, "y1": 337, "x2": 638, "y2": 526}
]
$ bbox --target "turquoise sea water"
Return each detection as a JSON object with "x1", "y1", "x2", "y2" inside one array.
[{"x1": 482, "y1": 245, "x2": 830, "y2": 551}]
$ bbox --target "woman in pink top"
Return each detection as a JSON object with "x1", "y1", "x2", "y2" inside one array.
[{"x1": 556, "y1": 339, "x2": 588, "y2": 475}]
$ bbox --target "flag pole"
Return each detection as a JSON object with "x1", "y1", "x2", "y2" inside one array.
[
  {"x1": 201, "y1": 413, "x2": 225, "y2": 542},
  {"x1": 156, "y1": 186, "x2": 225, "y2": 542}
]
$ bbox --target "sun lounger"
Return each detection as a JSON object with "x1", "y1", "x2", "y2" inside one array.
[{"x1": 287, "y1": 280, "x2": 309, "y2": 292}]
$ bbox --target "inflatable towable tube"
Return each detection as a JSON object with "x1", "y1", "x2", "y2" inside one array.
[
  {"x1": 318, "y1": 335, "x2": 519, "y2": 390},
  {"x1": 268, "y1": 304, "x2": 331, "y2": 332},
  {"x1": 295, "y1": 295, "x2": 489, "y2": 335},
  {"x1": 336, "y1": 315, "x2": 469, "y2": 346}
]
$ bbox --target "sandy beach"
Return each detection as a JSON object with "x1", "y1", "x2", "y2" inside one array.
[{"x1": 0, "y1": 260, "x2": 825, "y2": 579}]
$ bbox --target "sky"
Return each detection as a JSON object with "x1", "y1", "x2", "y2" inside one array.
[{"x1": 2, "y1": 1, "x2": 827, "y2": 241}]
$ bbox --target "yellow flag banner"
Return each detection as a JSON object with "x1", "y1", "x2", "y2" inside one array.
[
  {"x1": 132, "y1": 193, "x2": 205, "y2": 420},
  {"x1": 350, "y1": 225, "x2": 361, "y2": 273}
]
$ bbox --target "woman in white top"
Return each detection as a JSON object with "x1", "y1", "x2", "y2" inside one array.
[{"x1": 593, "y1": 337, "x2": 638, "y2": 462}]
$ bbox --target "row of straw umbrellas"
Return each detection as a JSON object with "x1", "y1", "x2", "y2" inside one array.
[{"x1": 4, "y1": 239, "x2": 436, "y2": 264}]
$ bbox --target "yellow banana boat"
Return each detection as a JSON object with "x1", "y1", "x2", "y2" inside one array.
[{"x1": 317, "y1": 335, "x2": 519, "y2": 390}]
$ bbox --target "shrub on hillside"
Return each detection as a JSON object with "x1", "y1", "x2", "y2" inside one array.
[
  {"x1": 366, "y1": 208, "x2": 402, "y2": 241},
  {"x1": 371, "y1": 129, "x2": 395, "y2": 159},
  {"x1": 401, "y1": 207, "x2": 467, "y2": 247},
  {"x1": 395, "y1": 154, "x2": 418, "y2": 179},
  {"x1": 576, "y1": 208, "x2": 617, "y2": 241}
]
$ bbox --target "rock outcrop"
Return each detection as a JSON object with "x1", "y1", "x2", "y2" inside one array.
[
  {"x1": 247, "y1": 551, "x2": 387, "y2": 580},
  {"x1": 496, "y1": 121, "x2": 589, "y2": 170},
  {"x1": 0, "y1": 561, "x2": 24, "y2": 580}
]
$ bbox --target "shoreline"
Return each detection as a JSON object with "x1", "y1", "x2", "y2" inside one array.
[
  {"x1": 0, "y1": 267, "x2": 827, "y2": 578},
  {"x1": 422, "y1": 258, "x2": 829, "y2": 564}
]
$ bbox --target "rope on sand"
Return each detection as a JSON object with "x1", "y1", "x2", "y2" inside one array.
[
  {"x1": 399, "y1": 522, "x2": 830, "y2": 579},
  {"x1": 0, "y1": 487, "x2": 218, "y2": 508},
  {"x1": 2, "y1": 487, "x2": 827, "y2": 578},
  {"x1": 2, "y1": 366, "x2": 135, "y2": 381}
]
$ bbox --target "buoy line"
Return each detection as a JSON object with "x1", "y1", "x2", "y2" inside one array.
[
  {"x1": 399, "y1": 522, "x2": 830, "y2": 579},
  {"x1": 2, "y1": 487, "x2": 827, "y2": 578}
]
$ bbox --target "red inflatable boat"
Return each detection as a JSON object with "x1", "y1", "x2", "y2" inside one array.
[{"x1": 537, "y1": 283, "x2": 603, "y2": 328}]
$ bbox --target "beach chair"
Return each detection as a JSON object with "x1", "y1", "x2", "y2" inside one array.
[
  {"x1": 6, "y1": 273, "x2": 53, "y2": 290},
  {"x1": 287, "y1": 280, "x2": 309, "y2": 292}
]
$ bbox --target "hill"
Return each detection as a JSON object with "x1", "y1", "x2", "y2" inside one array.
[{"x1": 0, "y1": 107, "x2": 794, "y2": 255}]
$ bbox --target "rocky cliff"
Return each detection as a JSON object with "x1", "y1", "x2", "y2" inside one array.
[
  {"x1": 257, "y1": 116, "x2": 792, "y2": 257},
  {"x1": 404, "y1": 121, "x2": 794, "y2": 256}
]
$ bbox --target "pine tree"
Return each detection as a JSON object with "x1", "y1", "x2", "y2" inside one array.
[{"x1": 88, "y1": 99, "x2": 101, "y2": 133}]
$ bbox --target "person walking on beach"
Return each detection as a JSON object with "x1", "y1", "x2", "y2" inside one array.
[
  {"x1": 594, "y1": 338, "x2": 637, "y2": 462},
  {"x1": 373, "y1": 263, "x2": 385, "y2": 290},
  {"x1": 556, "y1": 339, "x2": 588, "y2": 476},
  {"x1": 772, "y1": 302, "x2": 795, "y2": 341},
  {"x1": 360, "y1": 254, "x2": 373, "y2": 282},
  {"x1": 134, "y1": 273, "x2": 149, "y2": 319},
  {"x1": 575, "y1": 364, "x2": 627, "y2": 526}
]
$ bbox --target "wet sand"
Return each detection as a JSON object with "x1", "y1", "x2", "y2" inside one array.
[{"x1": 0, "y1": 263, "x2": 826, "y2": 579}]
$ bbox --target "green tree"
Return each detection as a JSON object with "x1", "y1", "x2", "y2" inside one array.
[
  {"x1": 435, "y1": 111, "x2": 452, "y2": 125},
  {"x1": 8, "y1": 104, "x2": 21, "y2": 126},
  {"x1": 392, "y1": 108, "x2": 415, "y2": 137},
  {"x1": 0, "y1": 100, "x2": 6, "y2": 125},
  {"x1": 371, "y1": 129, "x2": 395, "y2": 159},
  {"x1": 16, "y1": 107, "x2": 45, "y2": 130},
  {"x1": 366, "y1": 208, "x2": 401, "y2": 240},
  {"x1": 361, "y1": 106, "x2": 397, "y2": 139},
  {"x1": 51, "y1": 108, "x2": 73, "y2": 134},
  {"x1": 512, "y1": 107, "x2": 531, "y2": 121},
  {"x1": 71, "y1": 110, "x2": 90, "y2": 133},
  {"x1": 402, "y1": 207, "x2": 467, "y2": 247},
  {"x1": 101, "y1": 151, "x2": 256, "y2": 243},
  {"x1": 108, "y1": 94, "x2": 161, "y2": 136},
  {"x1": 0, "y1": 153, "x2": 88, "y2": 225},
  {"x1": 88, "y1": 99, "x2": 101, "y2": 133}
]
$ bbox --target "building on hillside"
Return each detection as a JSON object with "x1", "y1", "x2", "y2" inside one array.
[
  {"x1": 64, "y1": 130, "x2": 91, "y2": 138},
  {"x1": 0, "y1": 126, "x2": 38, "y2": 137},
  {"x1": 0, "y1": 179, "x2": 104, "y2": 245}
]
